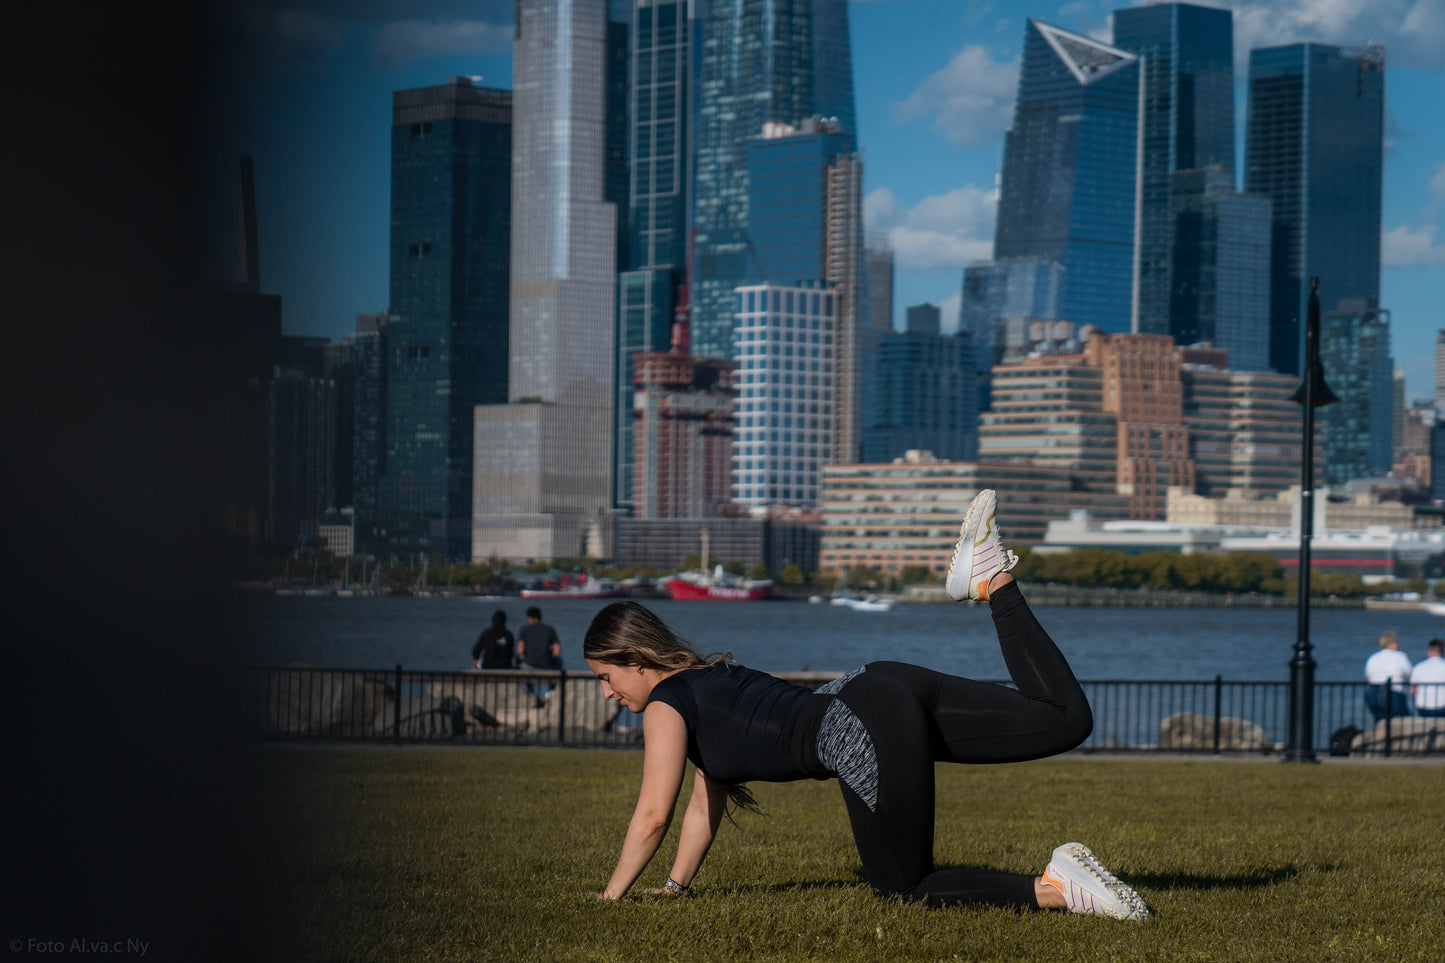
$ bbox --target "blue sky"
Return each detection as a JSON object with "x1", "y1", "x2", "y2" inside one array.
[{"x1": 204, "y1": 0, "x2": 1445, "y2": 399}]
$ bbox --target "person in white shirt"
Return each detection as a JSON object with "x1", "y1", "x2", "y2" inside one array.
[
  {"x1": 1363, "y1": 630, "x2": 1413, "y2": 722},
  {"x1": 1408, "y1": 638, "x2": 1445, "y2": 718}
]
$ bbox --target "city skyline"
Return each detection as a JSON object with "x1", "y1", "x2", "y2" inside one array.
[{"x1": 201, "y1": 0, "x2": 1445, "y2": 398}]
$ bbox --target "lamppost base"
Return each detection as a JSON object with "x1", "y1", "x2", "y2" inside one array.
[{"x1": 1284, "y1": 647, "x2": 1317, "y2": 763}]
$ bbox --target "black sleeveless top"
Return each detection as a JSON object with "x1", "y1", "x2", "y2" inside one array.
[{"x1": 646, "y1": 663, "x2": 833, "y2": 784}]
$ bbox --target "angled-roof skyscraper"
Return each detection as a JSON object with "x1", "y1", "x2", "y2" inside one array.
[{"x1": 993, "y1": 19, "x2": 1140, "y2": 333}]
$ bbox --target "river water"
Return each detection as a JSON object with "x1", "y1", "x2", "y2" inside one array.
[{"x1": 226, "y1": 592, "x2": 1445, "y2": 683}]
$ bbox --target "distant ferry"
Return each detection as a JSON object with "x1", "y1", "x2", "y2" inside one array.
[
  {"x1": 665, "y1": 566, "x2": 773, "y2": 601},
  {"x1": 520, "y1": 574, "x2": 622, "y2": 600}
]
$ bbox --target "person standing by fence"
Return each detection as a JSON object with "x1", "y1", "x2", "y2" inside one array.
[
  {"x1": 1364, "y1": 630, "x2": 1412, "y2": 722},
  {"x1": 518, "y1": 606, "x2": 563, "y2": 696},
  {"x1": 1409, "y1": 638, "x2": 1445, "y2": 718},
  {"x1": 472, "y1": 609, "x2": 515, "y2": 669}
]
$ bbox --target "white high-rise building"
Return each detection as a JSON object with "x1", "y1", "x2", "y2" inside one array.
[
  {"x1": 733, "y1": 282, "x2": 837, "y2": 507},
  {"x1": 472, "y1": 0, "x2": 618, "y2": 562}
]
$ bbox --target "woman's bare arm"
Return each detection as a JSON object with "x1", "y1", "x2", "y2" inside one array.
[
  {"x1": 598, "y1": 702, "x2": 688, "y2": 899},
  {"x1": 662, "y1": 767, "x2": 727, "y2": 889}
]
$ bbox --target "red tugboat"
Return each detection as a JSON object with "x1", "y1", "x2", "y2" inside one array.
[{"x1": 664, "y1": 529, "x2": 772, "y2": 601}]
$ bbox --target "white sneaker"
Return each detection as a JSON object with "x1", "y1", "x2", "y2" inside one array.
[
  {"x1": 1042, "y1": 842, "x2": 1150, "y2": 921},
  {"x1": 944, "y1": 489, "x2": 1018, "y2": 601}
]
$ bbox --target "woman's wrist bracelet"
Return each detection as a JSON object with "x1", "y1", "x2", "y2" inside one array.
[{"x1": 663, "y1": 877, "x2": 687, "y2": 894}]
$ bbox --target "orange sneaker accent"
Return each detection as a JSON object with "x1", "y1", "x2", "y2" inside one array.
[
  {"x1": 976, "y1": 577, "x2": 991, "y2": 601},
  {"x1": 1041, "y1": 865, "x2": 1065, "y2": 898}
]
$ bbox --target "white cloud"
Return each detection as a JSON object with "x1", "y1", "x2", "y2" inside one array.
[
  {"x1": 891, "y1": 45, "x2": 1018, "y2": 148},
  {"x1": 934, "y1": 291, "x2": 964, "y2": 333},
  {"x1": 864, "y1": 185, "x2": 997, "y2": 271},
  {"x1": 1233, "y1": 0, "x2": 1445, "y2": 71},
  {"x1": 372, "y1": 19, "x2": 512, "y2": 64},
  {"x1": 1383, "y1": 223, "x2": 1445, "y2": 265}
]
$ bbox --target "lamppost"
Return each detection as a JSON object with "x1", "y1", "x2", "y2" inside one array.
[{"x1": 1285, "y1": 277, "x2": 1336, "y2": 763}]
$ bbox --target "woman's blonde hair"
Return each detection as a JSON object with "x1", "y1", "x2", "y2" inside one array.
[{"x1": 583, "y1": 600, "x2": 730, "y2": 670}]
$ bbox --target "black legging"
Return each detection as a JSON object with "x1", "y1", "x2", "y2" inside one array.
[{"x1": 831, "y1": 580, "x2": 1092, "y2": 908}]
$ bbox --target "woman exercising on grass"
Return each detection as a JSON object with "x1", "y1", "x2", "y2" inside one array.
[{"x1": 583, "y1": 489, "x2": 1149, "y2": 919}]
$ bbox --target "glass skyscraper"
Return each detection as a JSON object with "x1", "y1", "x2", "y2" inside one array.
[
  {"x1": 690, "y1": 0, "x2": 856, "y2": 359},
  {"x1": 961, "y1": 256, "x2": 1064, "y2": 372},
  {"x1": 1245, "y1": 43, "x2": 1385, "y2": 376},
  {"x1": 745, "y1": 118, "x2": 856, "y2": 286},
  {"x1": 994, "y1": 19, "x2": 1140, "y2": 333},
  {"x1": 380, "y1": 79, "x2": 511, "y2": 560},
  {"x1": 615, "y1": 0, "x2": 690, "y2": 513},
  {"x1": 865, "y1": 240, "x2": 894, "y2": 332},
  {"x1": 473, "y1": 0, "x2": 621, "y2": 562},
  {"x1": 1169, "y1": 167, "x2": 1272, "y2": 371},
  {"x1": 347, "y1": 313, "x2": 388, "y2": 554},
  {"x1": 629, "y1": 0, "x2": 690, "y2": 275},
  {"x1": 1112, "y1": 2, "x2": 1235, "y2": 338},
  {"x1": 860, "y1": 316, "x2": 977, "y2": 465},
  {"x1": 745, "y1": 116, "x2": 864, "y2": 467},
  {"x1": 1321, "y1": 299, "x2": 1393, "y2": 485}
]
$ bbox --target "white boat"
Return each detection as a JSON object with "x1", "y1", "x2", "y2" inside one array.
[
  {"x1": 1425, "y1": 602, "x2": 1445, "y2": 616},
  {"x1": 831, "y1": 594, "x2": 895, "y2": 612}
]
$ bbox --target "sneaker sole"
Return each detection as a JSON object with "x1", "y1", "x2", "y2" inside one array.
[
  {"x1": 944, "y1": 495, "x2": 985, "y2": 601},
  {"x1": 945, "y1": 490, "x2": 999, "y2": 601},
  {"x1": 1051, "y1": 843, "x2": 1150, "y2": 921}
]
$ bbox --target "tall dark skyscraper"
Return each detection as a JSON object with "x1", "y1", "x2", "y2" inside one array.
[
  {"x1": 629, "y1": 0, "x2": 689, "y2": 275},
  {"x1": 994, "y1": 19, "x2": 1139, "y2": 333},
  {"x1": 860, "y1": 308, "x2": 977, "y2": 464},
  {"x1": 616, "y1": 0, "x2": 691, "y2": 514},
  {"x1": 1168, "y1": 167, "x2": 1272, "y2": 371},
  {"x1": 1245, "y1": 42, "x2": 1384, "y2": 376},
  {"x1": 1320, "y1": 298, "x2": 1393, "y2": 485},
  {"x1": 1112, "y1": 2, "x2": 1235, "y2": 338},
  {"x1": 689, "y1": 0, "x2": 856, "y2": 358},
  {"x1": 345, "y1": 311, "x2": 389, "y2": 554},
  {"x1": 379, "y1": 78, "x2": 512, "y2": 560},
  {"x1": 865, "y1": 240, "x2": 894, "y2": 332}
]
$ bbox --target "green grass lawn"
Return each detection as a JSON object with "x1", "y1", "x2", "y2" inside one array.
[{"x1": 240, "y1": 747, "x2": 1444, "y2": 962}]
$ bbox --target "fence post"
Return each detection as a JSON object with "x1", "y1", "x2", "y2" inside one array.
[
  {"x1": 557, "y1": 671, "x2": 568, "y2": 747},
  {"x1": 394, "y1": 663, "x2": 403, "y2": 746},
  {"x1": 1213, "y1": 675, "x2": 1223, "y2": 755},
  {"x1": 1383, "y1": 684, "x2": 1393, "y2": 759}
]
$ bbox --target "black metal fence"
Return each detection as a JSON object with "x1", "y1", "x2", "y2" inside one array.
[{"x1": 235, "y1": 667, "x2": 1445, "y2": 758}]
